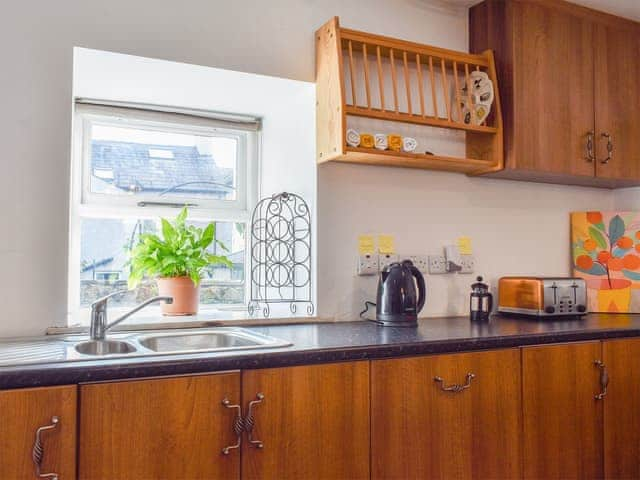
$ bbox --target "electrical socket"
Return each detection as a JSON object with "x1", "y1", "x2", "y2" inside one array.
[
  {"x1": 459, "y1": 254, "x2": 475, "y2": 274},
  {"x1": 428, "y1": 255, "x2": 447, "y2": 274},
  {"x1": 357, "y1": 254, "x2": 379, "y2": 276},
  {"x1": 379, "y1": 253, "x2": 399, "y2": 271},
  {"x1": 406, "y1": 255, "x2": 429, "y2": 273}
]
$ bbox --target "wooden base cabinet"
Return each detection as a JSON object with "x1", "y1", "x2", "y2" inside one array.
[
  {"x1": 78, "y1": 373, "x2": 241, "y2": 480},
  {"x1": 7, "y1": 340, "x2": 640, "y2": 480},
  {"x1": 0, "y1": 385, "x2": 77, "y2": 480},
  {"x1": 241, "y1": 362, "x2": 370, "y2": 480},
  {"x1": 603, "y1": 338, "x2": 640, "y2": 479},
  {"x1": 371, "y1": 349, "x2": 522, "y2": 479},
  {"x1": 522, "y1": 342, "x2": 604, "y2": 479}
]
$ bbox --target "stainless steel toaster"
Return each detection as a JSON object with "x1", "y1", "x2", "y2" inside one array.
[{"x1": 498, "y1": 277, "x2": 587, "y2": 317}]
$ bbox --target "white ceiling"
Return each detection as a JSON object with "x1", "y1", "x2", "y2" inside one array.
[{"x1": 438, "y1": 0, "x2": 640, "y2": 22}]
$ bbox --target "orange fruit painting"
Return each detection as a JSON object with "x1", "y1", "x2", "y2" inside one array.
[{"x1": 572, "y1": 211, "x2": 640, "y2": 313}]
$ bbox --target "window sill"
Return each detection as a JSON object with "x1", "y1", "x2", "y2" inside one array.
[{"x1": 47, "y1": 308, "x2": 330, "y2": 336}]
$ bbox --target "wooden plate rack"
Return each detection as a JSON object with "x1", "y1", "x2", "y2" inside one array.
[{"x1": 316, "y1": 17, "x2": 503, "y2": 174}]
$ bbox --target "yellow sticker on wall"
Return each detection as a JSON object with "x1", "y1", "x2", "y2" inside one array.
[
  {"x1": 378, "y1": 235, "x2": 396, "y2": 255},
  {"x1": 358, "y1": 235, "x2": 375, "y2": 255},
  {"x1": 457, "y1": 236, "x2": 473, "y2": 255}
]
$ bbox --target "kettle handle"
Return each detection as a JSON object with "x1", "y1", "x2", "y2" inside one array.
[
  {"x1": 487, "y1": 291, "x2": 493, "y2": 314},
  {"x1": 410, "y1": 265, "x2": 426, "y2": 314}
]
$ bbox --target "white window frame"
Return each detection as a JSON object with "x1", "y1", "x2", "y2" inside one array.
[{"x1": 68, "y1": 103, "x2": 260, "y2": 325}]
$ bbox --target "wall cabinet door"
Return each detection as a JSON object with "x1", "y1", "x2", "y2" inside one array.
[
  {"x1": 371, "y1": 349, "x2": 522, "y2": 479},
  {"x1": 522, "y1": 342, "x2": 603, "y2": 479},
  {"x1": 240, "y1": 362, "x2": 370, "y2": 480},
  {"x1": 79, "y1": 373, "x2": 241, "y2": 480},
  {"x1": 471, "y1": 0, "x2": 640, "y2": 187},
  {"x1": 594, "y1": 22, "x2": 640, "y2": 181},
  {"x1": 0, "y1": 385, "x2": 77, "y2": 480},
  {"x1": 511, "y1": 1, "x2": 596, "y2": 178},
  {"x1": 603, "y1": 338, "x2": 640, "y2": 479}
]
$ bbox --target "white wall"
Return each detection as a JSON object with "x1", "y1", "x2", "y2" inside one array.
[
  {"x1": 0, "y1": 0, "x2": 619, "y2": 336},
  {"x1": 615, "y1": 188, "x2": 640, "y2": 212},
  {"x1": 319, "y1": 164, "x2": 614, "y2": 319}
]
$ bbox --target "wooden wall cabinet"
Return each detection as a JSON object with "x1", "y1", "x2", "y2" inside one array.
[
  {"x1": 470, "y1": 0, "x2": 640, "y2": 188},
  {"x1": 0, "y1": 385, "x2": 77, "y2": 480},
  {"x1": 371, "y1": 349, "x2": 522, "y2": 479}
]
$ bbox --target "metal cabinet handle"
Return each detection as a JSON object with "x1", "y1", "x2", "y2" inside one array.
[
  {"x1": 586, "y1": 131, "x2": 595, "y2": 162},
  {"x1": 245, "y1": 393, "x2": 265, "y2": 449},
  {"x1": 32, "y1": 416, "x2": 60, "y2": 480},
  {"x1": 434, "y1": 372, "x2": 476, "y2": 393},
  {"x1": 595, "y1": 360, "x2": 609, "y2": 400},
  {"x1": 221, "y1": 398, "x2": 243, "y2": 455},
  {"x1": 600, "y1": 133, "x2": 613, "y2": 164}
]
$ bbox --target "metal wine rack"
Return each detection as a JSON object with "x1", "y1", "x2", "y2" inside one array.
[{"x1": 248, "y1": 192, "x2": 314, "y2": 317}]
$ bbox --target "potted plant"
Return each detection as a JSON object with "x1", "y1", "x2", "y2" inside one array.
[{"x1": 127, "y1": 207, "x2": 232, "y2": 315}]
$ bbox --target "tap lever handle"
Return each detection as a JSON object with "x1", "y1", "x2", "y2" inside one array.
[{"x1": 90, "y1": 290, "x2": 129, "y2": 309}]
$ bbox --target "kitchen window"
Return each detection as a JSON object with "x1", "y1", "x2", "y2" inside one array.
[{"x1": 68, "y1": 103, "x2": 259, "y2": 325}]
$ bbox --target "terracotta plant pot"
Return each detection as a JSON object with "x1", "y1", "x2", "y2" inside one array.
[{"x1": 157, "y1": 276, "x2": 200, "y2": 316}]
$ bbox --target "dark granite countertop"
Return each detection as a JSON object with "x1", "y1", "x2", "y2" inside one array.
[{"x1": 2, "y1": 313, "x2": 640, "y2": 390}]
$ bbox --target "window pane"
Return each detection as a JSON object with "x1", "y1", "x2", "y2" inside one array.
[
  {"x1": 79, "y1": 217, "x2": 245, "y2": 308},
  {"x1": 89, "y1": 123, "x2": 238, "y2": 201}
]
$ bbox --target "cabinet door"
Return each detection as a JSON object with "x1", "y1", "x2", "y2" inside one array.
[
  {"x1": 603, "y1": 338, "x2": 640, "y2": 479},
  {"x1": 0, "y1": 385, "x2": 77, "y2": 480},
  {"x1": 241, "y1": 362, "x2": 370, "y2": 480},
  {"x1": 371, "y1": 349, "x2": 522, "y2": 479},
  {"x1": 79, "y1": 373, "x2": 240, "y2": 480},
  {"x1": 594, "y1": 22, "x2": 640, "y2": 181},
  {"x1": 511, "y1": 1, "x2": 595, "y2": 177},
  {"x1": 523, "y1": 342, "x2": 603, "y2": 479}
]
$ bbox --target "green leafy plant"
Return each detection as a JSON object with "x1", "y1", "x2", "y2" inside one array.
[{"x1": 127, "y1": 207, "x2": 232, "y2": 289}]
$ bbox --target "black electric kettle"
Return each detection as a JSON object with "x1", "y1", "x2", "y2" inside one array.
[{"x1": 376, "y1": 260, "x2": 426, "y2": 326}]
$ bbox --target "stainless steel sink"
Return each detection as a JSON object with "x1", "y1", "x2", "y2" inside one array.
[
  {"x1": 137, "y1": 329, "x2": 289, "y2": 354},
  {"x1": 74, "y1": 340, "x2": 137, "y2": 356},
  {"x1": 0, "y1": 328, "x2": 292, "y2": 366}
]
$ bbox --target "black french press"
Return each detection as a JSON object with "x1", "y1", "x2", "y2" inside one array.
[{"x1": 470, "y1": 276, "x2": 493, "y2": 322}]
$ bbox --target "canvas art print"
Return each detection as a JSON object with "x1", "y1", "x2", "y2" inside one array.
[{"x1": 572, "y1": 211, "x2": 640, "y2": 313}]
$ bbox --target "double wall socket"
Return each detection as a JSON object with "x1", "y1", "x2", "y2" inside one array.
[
  {"x1": 428, "y1": 255, "x2": 448, "y2": 274},
  {"x1": 406, "y1": 255, "x2": 429, "y2": 273},
  {"x1": 459, "y1": 254, "x2": 475, "y2": 274},
  {"x1": 357, "y1": 254, "x2": 379, "y2": 276},
  {"x1": 379, "y1": 253, "x2": 399, "y2": 271},
  {"x1": 428, "y1": 254, "x2": 475, "y2": 274}
]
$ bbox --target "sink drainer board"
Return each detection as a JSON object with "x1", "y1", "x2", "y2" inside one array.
[{"x1": 248, "y1": 192, "x2": 314, "y2": 318}]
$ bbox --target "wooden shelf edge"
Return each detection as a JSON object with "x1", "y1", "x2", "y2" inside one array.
[
  {"x1": 345, "y1": 106, "x2": 499, "y2": 134},
  {"x1": 320, "y1": 146, "x2": 497, "y2": 173},
  {"x1": 340, "y1": 28, "x2": 490, "y2": 67}
]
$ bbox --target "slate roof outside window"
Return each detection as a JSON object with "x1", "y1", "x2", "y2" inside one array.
[{"x1": 91, "y1": 140, "x2": 234, "y2": 198}]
